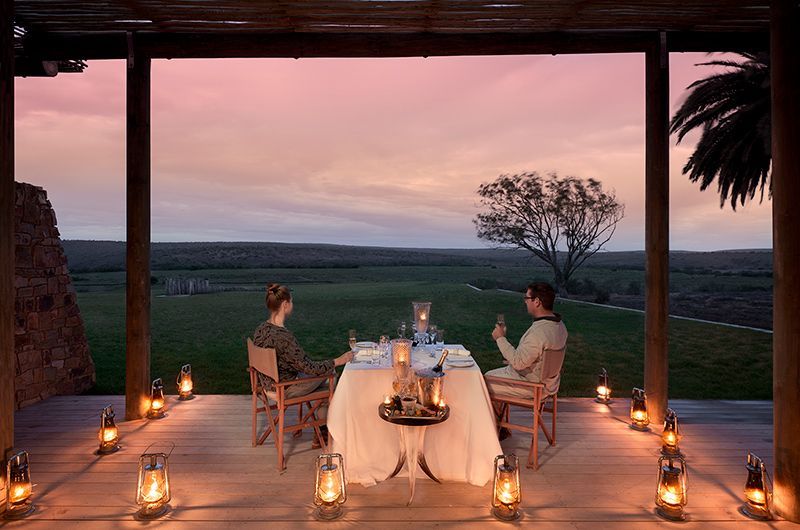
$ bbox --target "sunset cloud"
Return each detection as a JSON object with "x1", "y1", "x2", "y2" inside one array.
[{"x1": 15, "y1": 53, "x2": 772, "y2": 250}]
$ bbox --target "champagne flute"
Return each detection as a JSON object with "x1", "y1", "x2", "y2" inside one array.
[{"x1": 348, "y1": 329, "x2": 357, "y2": 352}]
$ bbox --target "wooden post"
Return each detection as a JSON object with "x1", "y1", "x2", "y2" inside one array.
[
  {"x1": 771, "y1": 0, "x2": 800, "y2": 522},
  {"x1": 644, "y1": 32, "x2": 670, "y2": 425},
  {"x1": 0, "y1": 0, "x2": 14, "y2": 510},
  {"x1": 125, "y1": 34, "x2": 152, "y2": 420}
]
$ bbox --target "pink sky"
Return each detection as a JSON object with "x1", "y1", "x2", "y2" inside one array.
[{"x1": 15, "y1": 53, "x2": 772, "y2": 250}]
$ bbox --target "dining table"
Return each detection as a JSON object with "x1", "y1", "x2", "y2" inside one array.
[{"x1": 327, "y1": 344, "x2": 502, "y2": 503}]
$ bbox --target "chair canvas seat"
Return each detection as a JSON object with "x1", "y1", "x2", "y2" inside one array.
[{"x1": 486, "y1": 346, "x2": 566, "y2": 470}]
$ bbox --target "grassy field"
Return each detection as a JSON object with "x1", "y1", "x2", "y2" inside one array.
[{"x1": 76, "y1": 270, "x2": 773, "y2": 399}]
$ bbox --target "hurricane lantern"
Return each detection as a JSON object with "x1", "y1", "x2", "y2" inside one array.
[
  {"x1": 595, "y1": 368, "x2": 611, "y2": 403},
  {"x1": 136, "y1": 451, "x2": 171, "y2": 518},
  {"x1": 742, "y1": 452, "x2": 772, "y2": 520},
  {"x1": 491, "y1": 454, "x2": 521, "y2": 521},
  {"x1": 391, "y1": 338, "x2": 413, "y2": 368},
  {"x1": 629, "y1": 387, "x2": 650, "y2": 431},
  {"x1": 4, "y1": 450, "x2": 34, "y2": 518},
  {"x1": 660, "y1": 408, "x2": 682, "y2": 456},
  {"x1": 97, "y1": 405, "x2": 121, "y2": 454},
  {"x1": 655, "y1": 454, "x2": 688, "y2": 521},
  {"x1": 176, "y1": 364, "x2": 194, "y2": 400},
  {"x1": 314, "y1": 453, "x2": 346, "y2": 520},
  {"x1": 412, "y1": 301, "x2": 431, "y2": 334},
  {"x1": 147, "y1": 378, "x2": 166, "y2": 419}
]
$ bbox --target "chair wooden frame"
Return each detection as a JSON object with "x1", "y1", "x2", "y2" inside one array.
[
  {"x1": 485, "y1": 347, "x2": 566, "y2": 470},
  {"x1": 247, "y1": 338, "x2": 334, "y2": 471}
]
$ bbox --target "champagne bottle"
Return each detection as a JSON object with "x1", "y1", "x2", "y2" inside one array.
[{"x1": 432, "y1": 349, "x2": 449, "y2": 373}]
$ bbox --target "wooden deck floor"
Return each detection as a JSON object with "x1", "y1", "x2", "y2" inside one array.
[{"x1": 4, "y1": 395, "x2": 794, "y2": 529}]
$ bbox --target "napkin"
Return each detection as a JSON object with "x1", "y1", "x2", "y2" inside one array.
[
  {"x1": 446, "y1": 346, "x2": 471, "y2": 357},
  {"x1": 355, "y1": 348, "x2": 380, "y2": 360}
]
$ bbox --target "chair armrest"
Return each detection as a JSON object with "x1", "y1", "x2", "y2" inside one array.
[
  {"x1": 275, "y1": 373, "x2": 334, "y2": 388},
  {"x1": 484, "y1": 375, "x2": 544, "y2": 389}
]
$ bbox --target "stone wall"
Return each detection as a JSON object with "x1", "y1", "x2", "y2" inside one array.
[{"x1": 14, "y1": 182, "x2": 95, "y2": 409}]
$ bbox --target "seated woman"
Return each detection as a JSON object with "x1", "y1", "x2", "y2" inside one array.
[{"x1": 253, "y1": 283, "x2": 353, "y2": 446}]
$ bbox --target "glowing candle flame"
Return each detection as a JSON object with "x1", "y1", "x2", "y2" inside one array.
[
  {"x1": 180, "y1": 379, "x2": 192, "y2": 393},
  {"x1": 596, "y1": 385, "x2": 608, "y2": 397},
  {"x1": 663, "y1": 431, "x2": 677, "y2": 446},
  {"x1": 746, "y1": 488, "x2": 766, "y2": 505},
  {"x1": 102, "y1": 426, "x2": 118, "y2": 442},
  {"x1": 142, "y1": 473, "x2": 164, "y2": 504},
  {"x1": 498, "y1": 480, "x2": 516, "y2": 505},
  {"x1": 633, "y1": 410, "x2": 646, "y2": 421},
  {"x1": 660, "y1": 486, "x2": 682, "y2": 506},
  {"x1": 9, "y1": 482, "x2": 32, "y2": 504},
  {"x1": 319, "y1": 470, "x2": 341, "y2": 503},
  {"x1": 151, "y1": 398, "x2": 163, "y2": 411}
]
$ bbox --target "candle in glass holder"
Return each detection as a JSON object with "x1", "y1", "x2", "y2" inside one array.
[{"x1": 391, "y1": 338, "x2": 412, "y2": 366}]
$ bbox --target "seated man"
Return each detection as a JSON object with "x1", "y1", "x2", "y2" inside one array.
[
  {"x1": 253, "y1": 283, "x2": 353, "y2": 447},
  {"x1": 484, "y1": 282, "x2": 568, "y2": 439}
]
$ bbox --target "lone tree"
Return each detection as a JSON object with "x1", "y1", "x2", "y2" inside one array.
[{"x1": 474, "y1": 172, "x2": 624, "y2": 294}]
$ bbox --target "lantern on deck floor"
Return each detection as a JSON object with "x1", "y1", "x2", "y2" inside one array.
[
  {"x1": 147, "y1": 378, "x2": 166, "y2": 419},
  {"x1": 314, "y1": 453, "x2": 346, "y2": 520},
  {"x1": 629, "y1": 387, "x2": 650, "y2": 431},
  {"x1": 595, "y1": 368, "x2": 611, "y2": 403},
  {"x1": 742, "y1": 452, "x2": 772, "y2": 520},
  {"x1": 97, "y1": 405, "x2": 121, "y2": 454},
  {"x1": 661, "y1": 408, "x2": 681, "y2": 456},
  {"x1": 4, "y1": 450, "x2": 35, "y2": 518},
  {"x1": 136, "y1": 450, "x2": 171, "y2": 518},
  {"x1": 655, "y1": 454, "x2": 688, "y2": 521},
  {"x1": 491, "y1": 454, "x2": 521, "y2": 521},
  {"x1": 176, "y1": 364, "x2": 194, "y2": 400}
]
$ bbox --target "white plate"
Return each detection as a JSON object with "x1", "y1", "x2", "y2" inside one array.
[
  {"x1": 356, "y1": 341, "x2": 377, "y2": 349},
  {"x1": 445, "y1": 358, "x2": 474, "y2": 368}
]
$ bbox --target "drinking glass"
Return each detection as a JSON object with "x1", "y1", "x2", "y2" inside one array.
[
  {"x1": 428, "y1": 325, "x2": 438, "y2": 357},
  {"x1": 379, "y1": 335, "x2": 390, "y2": 365},
  {"x1": 436, "y1": 328, "x2": 445, "y2": 346},
  {"x1": 497, "y1": 313, "x2": 505, "y2": 326},
  {"x1": 348, "y1": 329, "x2": 357, "y2": 352},
  {"x1": 401, "y1": 396, "x2": 417, "y2": 416}
]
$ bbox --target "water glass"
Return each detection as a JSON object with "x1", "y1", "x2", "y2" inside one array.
[{"x1": 436, "y1": 328, "x2": 445, "y2": 346}]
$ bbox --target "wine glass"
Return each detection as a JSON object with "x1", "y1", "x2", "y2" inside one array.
[{"x1": 348, "y1": 329, "x2": 357, "y2": 352}]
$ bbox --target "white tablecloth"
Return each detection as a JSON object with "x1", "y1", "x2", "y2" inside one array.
[{"x1": 328, "y1": 346, "x2": 502, "y2": 487}]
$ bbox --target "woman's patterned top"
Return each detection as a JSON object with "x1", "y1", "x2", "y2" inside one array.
[{"x1": 252, "y1": 321, "x2": 335, "y2": 384}]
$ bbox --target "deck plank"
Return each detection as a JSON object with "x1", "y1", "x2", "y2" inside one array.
[{"x1": 6, "y1": 395, "x2": 793, "y2": 527}]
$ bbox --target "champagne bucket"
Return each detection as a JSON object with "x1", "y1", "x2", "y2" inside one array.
[{"x1": 415, "y1": 368, "x2": 445, "y2": 408}]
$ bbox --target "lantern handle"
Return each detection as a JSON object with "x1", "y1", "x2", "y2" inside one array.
[{"x1": 142, "y1": 441, "x2": 176, "y2": 457}]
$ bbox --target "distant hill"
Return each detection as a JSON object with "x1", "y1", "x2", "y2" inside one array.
[{"x1": 60, "y1": 240, "x2": 773, "y2": 273}]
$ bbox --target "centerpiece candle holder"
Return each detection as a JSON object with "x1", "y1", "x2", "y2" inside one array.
[
  {"x1": 391, "y1": 338, "x2": 413, "y2": 367},
  {"x1": 412, "y1": 301, "x2": 431, "y2": 344}
]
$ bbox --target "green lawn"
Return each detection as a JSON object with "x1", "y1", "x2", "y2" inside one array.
[{"x1": 78, "y1": 277, "x2": 772, "y2": 399}]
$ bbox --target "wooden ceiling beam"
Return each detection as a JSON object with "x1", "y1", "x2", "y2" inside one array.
[{"x1": 21, "y1": 30, "x2": 768, "y2": 60}]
